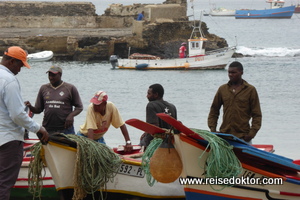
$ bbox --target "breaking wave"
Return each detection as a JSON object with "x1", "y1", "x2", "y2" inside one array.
[{"x1": 236, "y1": 46, "x2": 300, "y2": 57}]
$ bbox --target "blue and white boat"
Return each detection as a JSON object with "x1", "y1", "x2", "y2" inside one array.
[{"x1": 235, "y1": 0, "x2": 295, "y2": 19}]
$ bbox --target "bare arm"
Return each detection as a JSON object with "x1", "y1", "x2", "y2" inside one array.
[
  {"x1": 87, "y1": 129, "x2": 94, "y2": 140},
  {"x1": 24, "y1": 101, "x2": 43, "y2": 114},
  {"x1": 120, "y1": 124, "x2": 133, "y2": 152}
]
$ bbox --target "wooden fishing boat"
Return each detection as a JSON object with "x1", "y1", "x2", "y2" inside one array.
[
  {"x1": 20, "y1": 135, "x2": 185, "y2": 200},
  {"x1": 11, "y1": 139, "x2": 58, "y2": 200},
  {"x1": 235, "y1": 0, "x2": 295, "y2": 19},
  {"x1": 110, "y1": 15, "x2": 235, "y2": 70},
  {"x1": 125, "y1": 114, "x2": 300, "y2": 200},
  {"x1": 12, "y1": 137, "x2": 185, "y2": 200}
]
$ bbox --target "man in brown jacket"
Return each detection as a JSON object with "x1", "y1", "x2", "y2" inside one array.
[{"x1": 208, "y1": 61, "x2": 262, "y2": 143}]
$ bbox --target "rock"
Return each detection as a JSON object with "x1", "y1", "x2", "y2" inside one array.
[{"x1": 0, "y1": 1, "x2": 232, "y2": 61}]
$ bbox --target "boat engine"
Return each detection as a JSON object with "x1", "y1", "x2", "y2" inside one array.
[{"x1": 110, "y1": 55, "x2": 118, "y2": 69}]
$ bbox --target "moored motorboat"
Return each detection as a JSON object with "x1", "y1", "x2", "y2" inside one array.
[
  {"x1": 110, "y1": 13, "x2": 235, "y2": 70},
  {"x1": 235, "y1": 0, "x2": 295, "y2": 19}
]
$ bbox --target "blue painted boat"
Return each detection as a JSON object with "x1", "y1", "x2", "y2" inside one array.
[{"x1": 235, "y1": 0, "x2": 295, "y2": 19}]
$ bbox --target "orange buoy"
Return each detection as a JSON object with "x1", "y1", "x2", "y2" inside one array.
[{"x1": 149, "y1": 136, "x2": 183, "y2": 183}]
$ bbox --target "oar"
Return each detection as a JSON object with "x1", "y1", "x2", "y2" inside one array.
[
  {"x1": 125, "y1": 118, "x2": 166, "y2": 135},
  {"x1": 156, "y1": 113, "x2": 204, "y2": 140},
  {"x1": 156, "y1": 113, "x2": 250, "y2": 145}
]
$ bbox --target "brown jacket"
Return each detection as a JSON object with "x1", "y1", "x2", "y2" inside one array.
[{"x1": 208, "y1": 80, "x2": 262, "y2": 139}]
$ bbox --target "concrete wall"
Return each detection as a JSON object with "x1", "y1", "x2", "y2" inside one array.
[
  {"x1": 132, "y1": 21, "x2": 145, "y2": 37},
  {"x1": 147, "y1": 4, "x2": 186, "y2": 23},
  {"x1": 0, "y1": 1, "x2": 98, "y2": 28},
  {"x1": 99, "y1": 3, "x2": 187, "y2": 28},
  {"x1": 0, "y1": 1, "x2": 188, "y2": 28},
  {"x1": 0, "y1": 16, "x2": 98, "y2": 28}
]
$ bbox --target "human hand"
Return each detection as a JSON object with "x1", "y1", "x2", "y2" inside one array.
[
  {"x1": 243, "y1": 135, "x2": 253, "y2": 142},
  {"x1": 64, "y1": 115, "x2": 74, "y2": 129},
  {"x1": 140, "y1": 132, "x2": 147, "y2": 140},
  {"x1": 36, "y1": 126, "x2": 49, "y2": 144},
  {"x1": 24, "y1": 101, "x2": 32, "y2": 107},
  {"x1": 124, "y1": 143, "x2": 133, "y2": 152}
]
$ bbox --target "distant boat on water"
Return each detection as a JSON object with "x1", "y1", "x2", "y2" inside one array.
[
  {"x1": 294, "y1": 4, "x2": 300, "y2": 13},
  {"x1": 235, "y1": 0, "x2": 295, "y2": 19},
  {"x1": 209, "y1": 4, "x2": 235, "y2": 16},
  {"x1": 210, "y1": 7, "x2": 236, "y2": 16}
]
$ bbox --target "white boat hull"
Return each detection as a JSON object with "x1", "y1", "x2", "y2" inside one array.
[
  {"x1": 27, "y1": 51, "x2": 53, "y2": 62},
  {"x1": 210, "y1": 9, "x2": 235, "y2": 16},
  {"x1": 42, "y1": 141, "x2": 185, "y2": 199},
  {"x1": 117, "y1": 47, "x2": 235, "y2": 70}
]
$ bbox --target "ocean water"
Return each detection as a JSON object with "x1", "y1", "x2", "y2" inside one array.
[{"x1": 13, "y1": 0, "x2": 300, "y2": 161}]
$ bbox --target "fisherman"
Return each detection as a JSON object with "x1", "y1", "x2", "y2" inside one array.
[
  {"x1": 179, "y1": 42, "x2": 187, "y2": 58},
  {"x1": 140, "y1": 84, "x2": 177, "y2": 149},
  {"x1": 208, "y1": 61, "x2": 262, "y2": 143},
  {"x1": 0, "y1": 46, "x2": 49, "y2": 200},
  {"x1": 77, "y1": 91, "x2": 133, "y2": 152},
  {"x1": 25, "y1": 66, "x2": 83, "y2": 135}
]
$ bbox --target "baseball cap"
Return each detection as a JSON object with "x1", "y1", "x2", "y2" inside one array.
[
  {"x1": 90, "y1": 91, "x2": 108, "y2": 105},
  {"x1": 47, "y1": 66, "x2": 62, "y2": 74},
  {"x1": 4, "y1": 46, "x2": 31, "y2": 69}
]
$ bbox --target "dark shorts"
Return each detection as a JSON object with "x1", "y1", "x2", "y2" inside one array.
[{"x1": 0, "y1": 140, "x2": 23, "y2": 200}]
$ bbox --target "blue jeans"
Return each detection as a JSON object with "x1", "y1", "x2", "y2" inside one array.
[
  {"x1": 47, "y1": 126, "x2": 75, "y2": 135},
  {"x1": 76, "y1": 131, "x2": 106, "y2": 144}
]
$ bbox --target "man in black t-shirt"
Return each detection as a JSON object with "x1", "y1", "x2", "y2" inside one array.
[{"x1": 140, "y1": 83, "x2": 177, "y2": 148}]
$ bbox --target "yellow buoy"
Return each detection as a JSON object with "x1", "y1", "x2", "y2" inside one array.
[{"x1": 149, "y1": 136, "x2": 183, "y2": 183}]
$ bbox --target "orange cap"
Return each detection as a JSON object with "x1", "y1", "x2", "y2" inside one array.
[{"x1": 4, "y1": 46, "x2": 30, "y2": 69}]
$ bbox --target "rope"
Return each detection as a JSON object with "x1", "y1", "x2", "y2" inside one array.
[
  {"x1": 28, "y1": 134, "x2": 122, "y2": 200},
  {"x1": 141, "y1": 137, "x2": 163, "y2": 187},
  {"x1": 28, "y1": 142, "x2": 44, "y2": 200},
  {"x1": 191, "y1": 128, "x2": 242, "y2": 191}
]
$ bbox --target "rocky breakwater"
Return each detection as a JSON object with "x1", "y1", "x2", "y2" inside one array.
[{"x1": 0, "y1": 1, "x2": 230, "y2": 61}]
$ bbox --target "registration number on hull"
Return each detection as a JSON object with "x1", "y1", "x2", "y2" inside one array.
[{"x1": 118, "y1": 164, "x2": 145, "y2": 178}]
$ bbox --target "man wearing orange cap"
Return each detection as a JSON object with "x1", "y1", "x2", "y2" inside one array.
[
  {"x1": 77, "y1": 91, "x2": 133, "y2": 152},
  {"x1": 0, "y1": 46, "x2": 49, "y2": 200}
]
